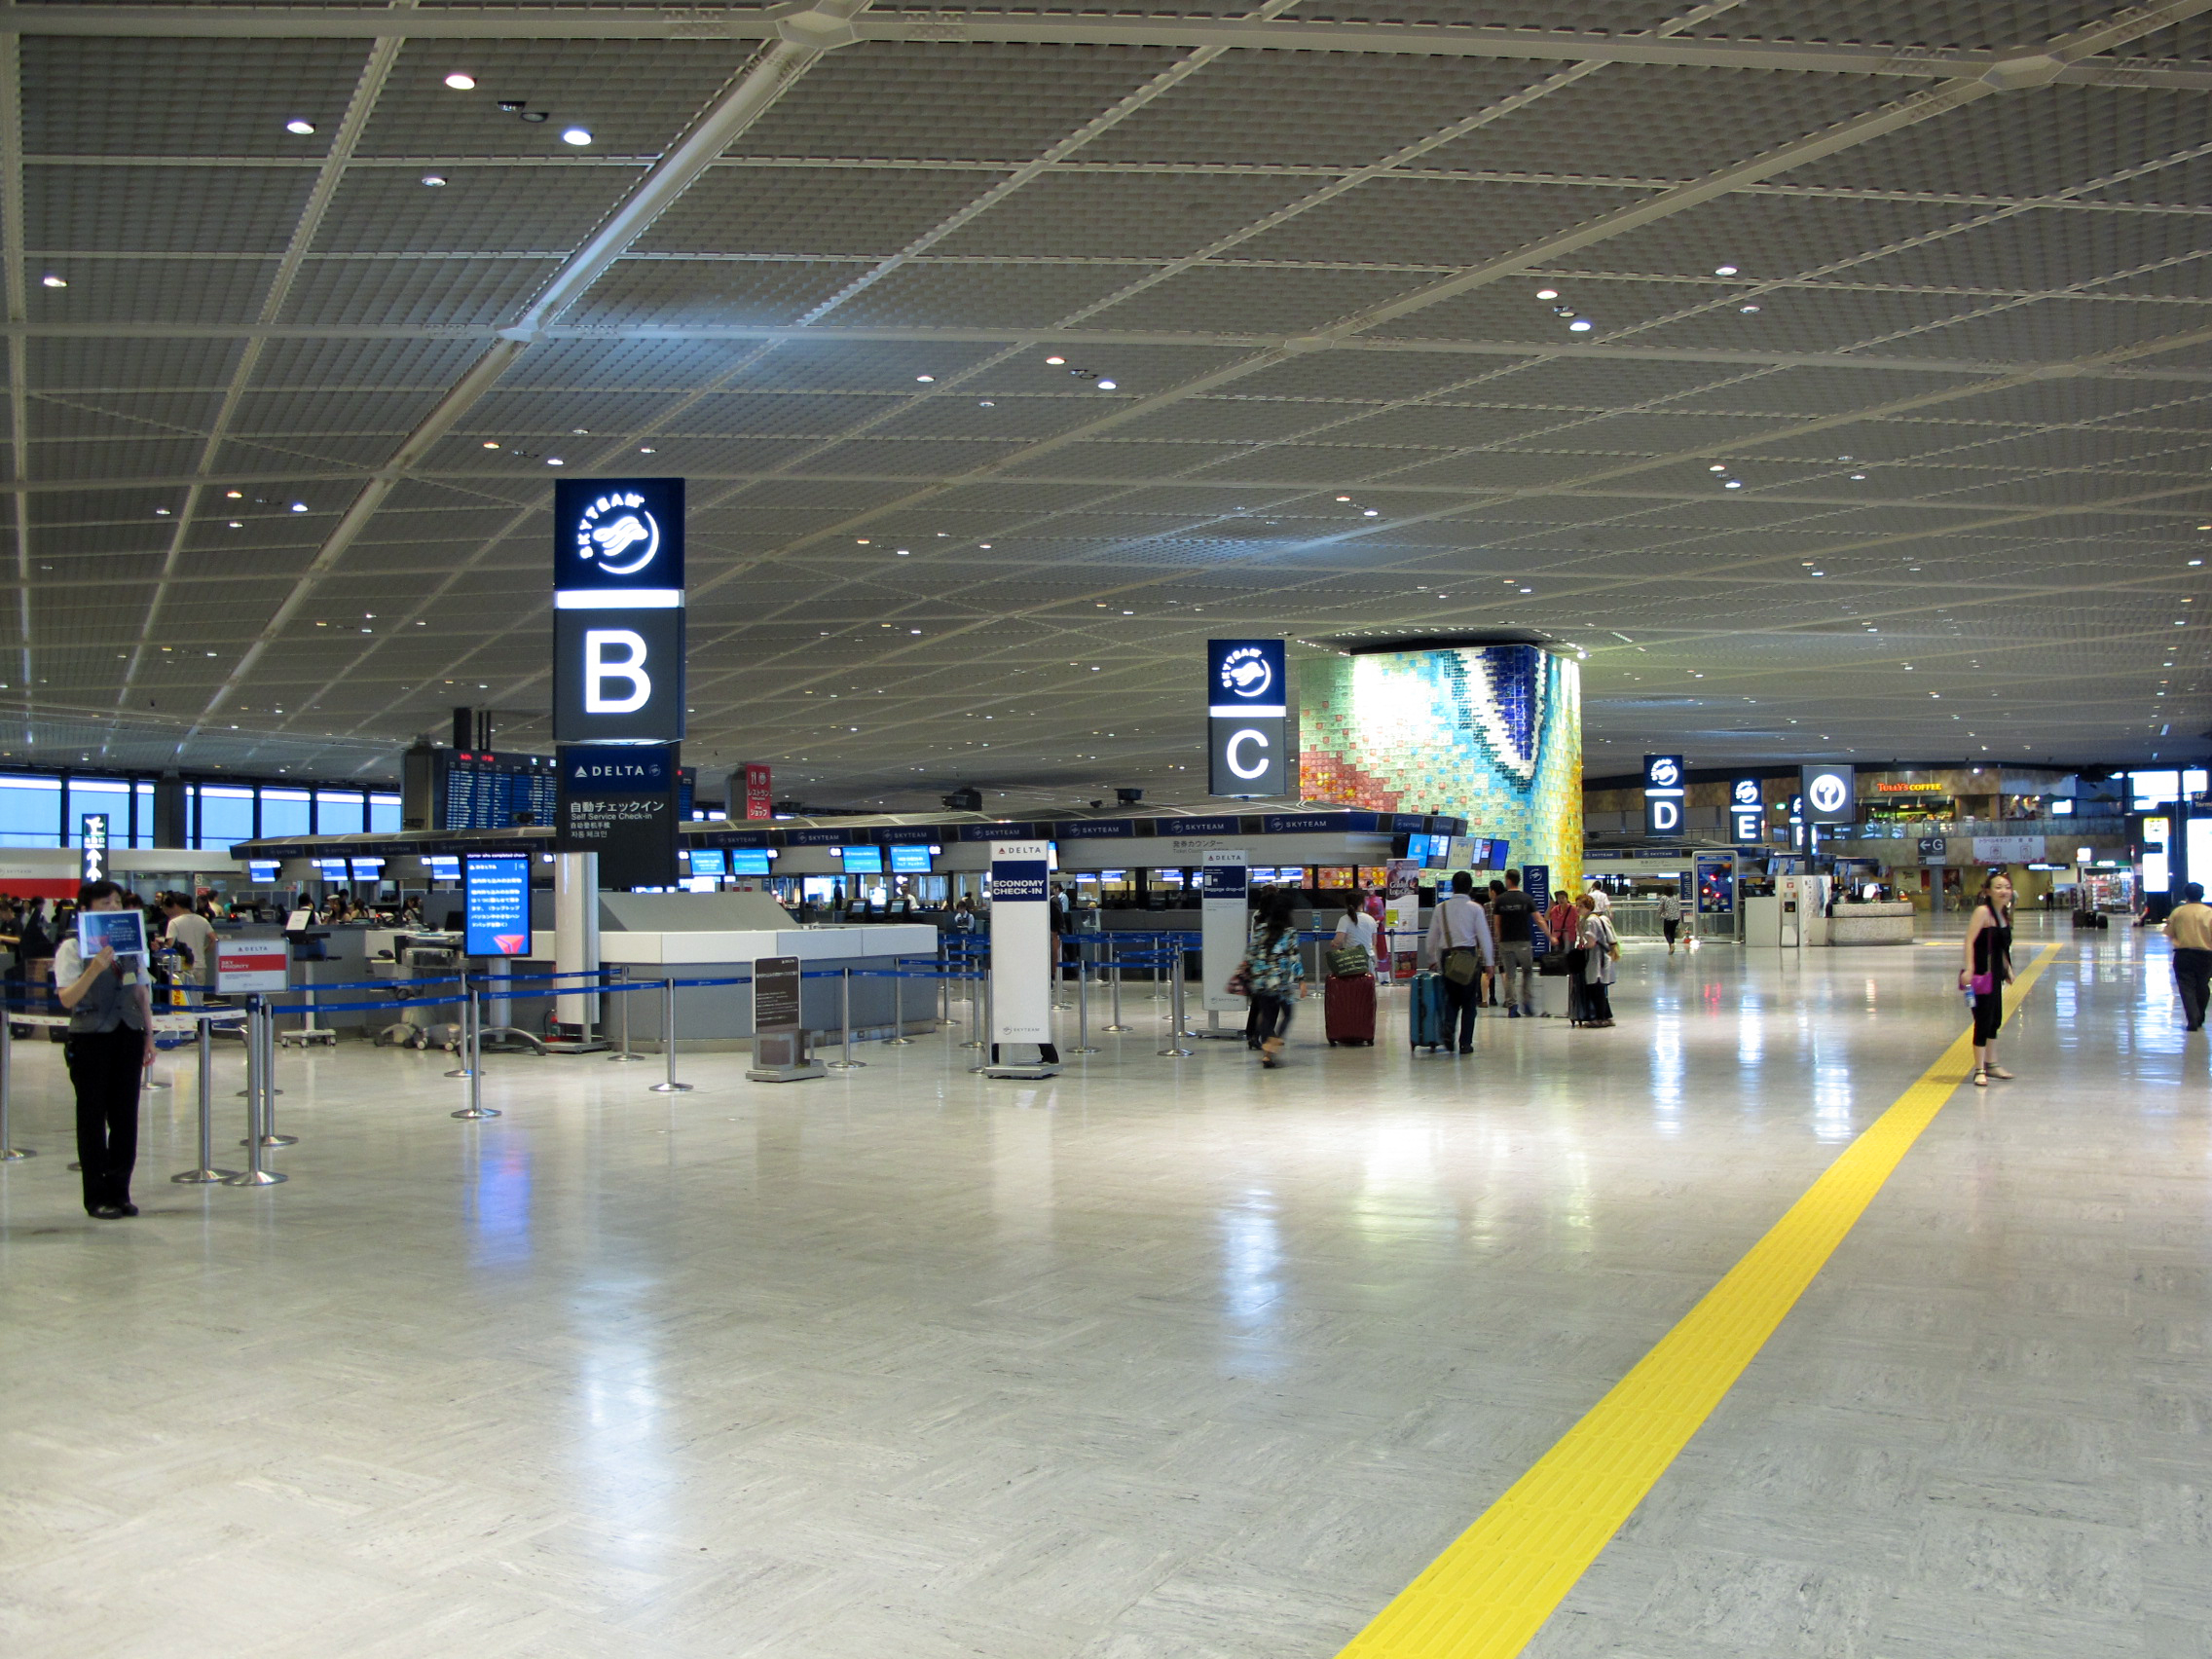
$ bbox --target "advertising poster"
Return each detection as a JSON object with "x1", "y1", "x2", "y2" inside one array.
[
  {"x1": 1523, "y1": 864, "x2": 1551, "y2": 955},
  {"x1": 463, "y1": 855, "x2": 531, "y2": 957},
  {"x1": 1695, "y1": 851, "x2": 1736, "y2": 915},
  {"x1": 988, "y1": 841, "x2": 1053, "y2": 1047},
  {"x1": 743, "y1": 762, "x2": 772, "y2": 820},
  {"x1": 1198, "y1": 849, "x2": 1249, "y2": 1014}
]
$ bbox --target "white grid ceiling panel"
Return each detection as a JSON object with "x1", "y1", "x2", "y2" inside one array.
[
  {"x1": 212, "y1": 435, "x2": 409, "y2": 474},
  {"x1": 827, "y1": 262, "x2": 1159, "y2": 329},
  {"x1": 1903, "y1": 295, "x2": 2212, "y2": 360},
  {"x1": 1620, "y1": 284, "x2": 2010, "y2": 354},
  {"x1": 1110, "y1": 396, "x2": 1392, "y2": 443},
  {"x1": 247, "y1": 337, "x2": 495, "y2": 390},
  {"x1": 1366, "y1": 277, "x2": 1730, "y2": 345},
  {"x1": 1663, "y1": 361, "x2": 1999, "y2": 414},
  {"x1": 1784, "y1": 85, "x2": 2211, "y2": 197},
  {"x1": 356, "y1": 40, "x2": 752, "y2": 159},
  {"x1": 1081, "y1": 54, "x2": 1558, "y2": 168},
  {"x1": 638, "y1": 166, "x2": 1006, "y2": 257},
  {"x1": 1074, "y1": 264, "x2": 1433, "y2": 333},
  {"x1": 1422, "y1": 64, "x2": 1911, "y2": 182},
  {"x1": 722, "y1": 43, "x2": 1185, "y2": 162},
  {"x1": 863, "y1": 395, "x2": 1112, "y2": 443},
  {"x1": 28, "y1": 437, "x2": 207, "y2": 487},
  {"x1": 276, "y1": 257, "x2": 561, "y2": 327},
  {"x1": 1236, "y1": 179, "x2": 1661, "y2": 270},
  {"x1": 25, "y1": 392, "x2": 228, "y2": 441},
  {"x1": 1714, "y1": 1, "x2": 2119, "y2": 48},
  {"x1": 23, "y1": 37, "x2": 372, "y2": 157},
  {"x1": 33, "y1": 259, "x2": 276, "y2": 327},
  {"x1": 553, "y1": 256, "x2": 870, "y2": 326},
  {"x1": 1849, "y1": 208, "x2": 2212, "y2": 296},
  {"x1": 312, "y1": 166, "x2": 640, "y2": 256},
  {"x1": 1559, "y1": 192, "x2": 1998, "y2": 281},
  {"x1": 27, "y1": 166, "x2": 318, "y2": 256},
  {"x1": 930, "y1": 171, "x2": 1324, "y2": 261}
]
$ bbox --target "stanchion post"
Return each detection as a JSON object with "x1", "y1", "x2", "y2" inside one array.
[
  {"x1": 649, "y1": 977, "x2": 693, "y2": 1092},
  {"x1": 453, "y1": 988, "x2": 501, "y2": 1119},
  {"x1": 225, "y1": 997, "x2": 285, "y2": 1186},
  {"x1": 969, "y1": 969, "x2": 992, "y2": 1073},
  {"x1": 171, "y1": 1015, "x2": 235, "y2": 1183},
  {"x1": 1102, "y1": 935, "x2": 1130, "y2": 1033},
  {"x1": 444, "y1": 969, "x2": 474, "y2": 1078},
  {"x1": 0, "y1": 1011, "x2": 31, "y2": 1161},
  {"x1": 608, "y1": 964, "x2": 644, "y2": 1061},
  {"x1": 1070, "y1": 949, "x2": 1098, "y2": 1055},
  {"x1": 828, "y1": 968, "x2": 865, "y2": 1069},
  {"x1": 884, "y1": 965, "x2": 914, "y2": 1045},
  {"x1": 962, "y1": 958, "x2": 984, "y2": 1050},
  {"x1": 1159, "y1": 942, "x2": 1195, "y2": 1057}
]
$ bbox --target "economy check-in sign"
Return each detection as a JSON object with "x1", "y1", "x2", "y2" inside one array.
[{"x1": 552, "y1": 478, "x2": 686, "y2": 745}]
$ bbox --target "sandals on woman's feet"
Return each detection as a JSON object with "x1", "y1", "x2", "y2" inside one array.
[
  {"x1": 1972, "y1": 1066, "x2": 1989, "y2": 1087},
  {"x1": 1984, "y1": 1066, "x2": 2014, "y2": 1080}
]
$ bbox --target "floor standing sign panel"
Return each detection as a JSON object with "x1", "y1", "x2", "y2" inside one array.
[
  {"x1": 746, "y1": 954, "x2": 822, "y2": 1083},
  {"x1": 987, "y1": 841, "x2": 1058, "y2": 1075},
  {"x1": 1199, "y1": 850, "x2": 1249, "y2": 1015}
]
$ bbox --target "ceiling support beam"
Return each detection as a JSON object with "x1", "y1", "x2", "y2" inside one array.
[{"x1": 5, "y1": 6, "x2": 2212, "y2": 91}]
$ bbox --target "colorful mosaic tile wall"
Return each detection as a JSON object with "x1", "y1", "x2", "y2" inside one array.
[{"x1": 1299, "y1": 645, "x2": 1582, "y2": 877}]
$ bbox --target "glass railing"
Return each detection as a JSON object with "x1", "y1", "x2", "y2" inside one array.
[{"x1": 1840, "y1": 817, "x2": 2127, "y2": 840}]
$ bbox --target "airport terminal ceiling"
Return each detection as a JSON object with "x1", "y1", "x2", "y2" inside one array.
[{"x1": 7, "y1": 1, "x2": 2212, "y2": 807}]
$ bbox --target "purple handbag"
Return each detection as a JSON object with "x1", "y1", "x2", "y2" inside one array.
[{"x1": 1970, "y1": 971, "x2": 1995, "y2": 996}]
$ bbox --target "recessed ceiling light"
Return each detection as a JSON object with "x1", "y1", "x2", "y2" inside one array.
[
  {"x1": 640, "y1": 446, "x2": 655, "y2": 453},
  {"x1": 1723, "y1": 479, "x2": 1744, "y2": 489},
  {"x1": 571, "y1": 427, "x2": 589, "y2": 435},
  {"x1": 39, "y1": 274, "x2": 64, "y2": 288},
  {"x1": 1096, "y1": 380, "x2": 1117, "y2": 389},
  {"x1": 1535, "y1": 287, "x2": 1560, "y2": 300},
  {"x1": 1849, "y1": 472, "x2": 1867, "y2": 480},
  {"x1": 915, "y1": 374, "x2": 935, "y2": 383},
  {"x1": 228, "y1": 521, "x2": 241, "y2": 529},
  {"x1": 1567, "y1": 319, "x2": 1593, "y2": 332},
  {"x1": 289, "y1": 501, "x2": 308, "y2": 512},
  {"x1": 225, "y1": 489, "x2": 241, "y2": 498},
  {"x1": 154, "y1": 507, "x2": 170, "y2": 516},
  {"x1": 1045, "y1": 355, "x2": 1065, "y2": 365},
  {"x1": 896, "y1": 549, "x2": 910, "y2": 556},
  {"x1": 1363, "y1": 508, "x2": 1380, "y2": 517},
  {"x1": 421, "y1": 173, "x2": 447, "y2": 187},
  {"x1": 546, "y1": 457, "x2": 563, "y2": 465},
  {"x1": 1714, "y1": 264, "x2": 1739, "y2": 276},
  {"x1": 444, "y1": 71, "x2": 476, "y2": 90},
  {"x1": 978, "y1": 399, "x2": 994, "y2": 407},
  {"x1": 561, "y1": 127, "x2": 593, "y2": 146},
  {"x1": 285, "y1": 119, "x2": 316, "y2": 134},
  {"x1": 1739, "y1": 303, "x2": 1761, "y2": 313},
  {"x1": 1708, "y1": 463, "x2": 1726, "y2": 473}
]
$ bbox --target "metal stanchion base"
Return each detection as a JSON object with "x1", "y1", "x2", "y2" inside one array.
[
  {"x1": 1157, "y1": 1043, "x2": 1196, "y2": 1057},
  {"x1": 450, "y1": 1105, "x2": 502, "y2": 1119},
  {"x1": 171, "y1": 1164, "x2": 236, "y2": 1184},
  {"x1": 647, "y1": 1081, "x2": 694, "y2": 1093},
  {"x1": 607, "y1": 1050, "x2": 648, "y2": 1062},
  {"x1": 1069, "y1": 1044, "x2": 1100, "y2": 1054},
  {"x1": 240, "y1": 1133, "x2": 298, "y2": 1148},
  {"x1": 826, "y1": 1059, "x2": 865, "y2": 1070},
  {"x1": 1101, "y1": 1024, "x2": 1133, "y2": 1034},
  {"x1": 236, "y1": 1088, "x2": 284, "y2": 1096},
  {"x1": 222, "y1": 1168, "x2": 287, "y2": 1186},
  {"x1": 882, "y1": 1033, "x2": 915, "y2": 1046},
  {"x1": 2, "y1": 1146, "x2": 36, "y2": 1161},
  {"x1": 442, "y1": 1066, "x2": 474, "y2": 1079}
]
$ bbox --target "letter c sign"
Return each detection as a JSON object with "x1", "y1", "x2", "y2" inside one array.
[{"x1": 1226, "y1": 727, "x2": 1270, "y2": 780}]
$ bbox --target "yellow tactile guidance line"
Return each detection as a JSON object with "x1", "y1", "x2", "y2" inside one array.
[{"x1": 1338, "y1": 942, "x2": 2063, "y2": 1659}]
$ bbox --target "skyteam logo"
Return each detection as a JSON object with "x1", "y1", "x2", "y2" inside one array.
[
  {"x1": 1218, "y1": 644, "x2": 1273, "y2": 700},
  {"x1": 1733, "y1": 777, "x2": 1760, "y2": 806},
  {"x1": 1646, "y1": 755, "x2": 1681, "y2": 789},
  {"x1": 573, "y1": 491, "x2": 660, "y2": 577}
]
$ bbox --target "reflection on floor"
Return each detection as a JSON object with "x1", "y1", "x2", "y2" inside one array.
[{"x1": 2, "y1": 917, "x2": 2205, "y2": 1658}]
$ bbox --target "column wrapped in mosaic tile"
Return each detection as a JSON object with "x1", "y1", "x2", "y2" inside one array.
[{"x1": 1298, "y1": 645, "x2": 1582, "y2": 876}]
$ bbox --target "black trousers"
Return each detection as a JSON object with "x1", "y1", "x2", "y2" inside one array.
[
  {"x1": 1582, "y1": 978, "x2": 1614, "y2": 1022},
  {"x1": 66, "y1": 1026, "x2": 144, "y2": 1211},
  {"x1": 2180, "y1": 949, "x2": 2212, "y2": 1031},
  {"x1": 1252, "y1": 992, "x2": 1293, "y2": 1043},
  {"x1": 1440, "y1": 973, "x2": 1481, "y2": 1049},
  {"x1": 1972, "y1": 981, "x2": 2005, "y2": 1046}
]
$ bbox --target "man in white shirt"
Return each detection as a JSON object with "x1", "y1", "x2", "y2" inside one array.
[
  {"x1": 1421, "y1": 872, "x2": 1495, "y2": 1053},
  {"x1": 159, "y1": 893, "x2": 216, "y2": 990}
]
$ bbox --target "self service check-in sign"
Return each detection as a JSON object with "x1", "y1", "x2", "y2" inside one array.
[
  {"x1": 1206, "y1": 639, "x2": 1288, "y2": 798},
  {"x1": 552, "y1": 477, "x2": 685, "y2": 744}
]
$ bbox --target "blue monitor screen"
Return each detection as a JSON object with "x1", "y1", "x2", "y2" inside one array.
[
  {"x1": 350, "y1": 858, "x2": 384, "y2": 880},
  {"x1": 687, "y1": 848, "x2": 727, "y2": 876},
  {"x1": 463, "y1": 855, "x2": 531, "y2": 956},
  {"x1": 246, "y1": 860, "x2": 281, "y2": 882},
  {"x1": 889, "y1": 845, "x2": 932, "y2": 873},
  {"x1": 840, "y1": 846, "x2": 883, "y2": 874},
  {"x1": 729, "y1": 850, "x2": 771, "y2": 876},
  {"x1": 424, "y1": 856, "x2": 460, "y2": 878},
  {"x1": 1489, "y1": 838, "x2": 1510, "y2": 870}
]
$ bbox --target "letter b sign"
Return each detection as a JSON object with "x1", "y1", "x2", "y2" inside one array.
[{"x1": 555, "y1": 608, "x2": 683, "y2": 742}]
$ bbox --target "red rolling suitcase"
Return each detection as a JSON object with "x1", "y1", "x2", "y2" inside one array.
[{"x1": 1325, "y1": 973, "x2": 1377, "y2": 1046}]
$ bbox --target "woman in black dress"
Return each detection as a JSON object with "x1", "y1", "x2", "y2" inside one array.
[{"x1": 1960, "y1": 871, "x2": 2016, "y2": 1087}]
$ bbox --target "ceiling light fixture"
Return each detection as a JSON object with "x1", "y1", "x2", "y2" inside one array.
[
  {"x1": 561, "y1": 128, "x2": 593, "y2": 146},
  {"x1": 1739, "y1": 303, "x2": 1761, "y2": 313},
  {"x1": 546, "y1": 457, "x2": 563, "y2": 465},
  {"x1": 289, "y1": 501, "x2": 308, "y2": 512},
  {"x1": 422, "y1": 173, "x2": 447, "y2": 187},
  {"x1": 1535, "y1": 287, "x2": 1560, "y2": 300},
  {"x1": 1044, "y1": 355, "x2": 1065, "y2": 365},
  {"x1": 285, "y1": 119, "x2": 316, "y2": 134},
  {"x1": 1567, "y1": 319, "x2": 1594, "y2": 332},
  {"x1": 1723, "y1": 480, "x2": 1744, "y2": 489},
  {"x1": 1714, "y1": 264, "x2": 1739, "y2": 276},
  {"x1": 39, "y1": 274, "x2": 64, "y2": 288},
  {"x1": 915, "y1": 375, "x2": 935, "y2": 383},
  {"x1": 1708, "y1": 463, "x2": 1726, "y2": 473},
  {"x1": 1096, "y1": 379, "x2": 1117, "y2": 389},
  {"x1": 444, "y1": 71, "x2": 476, "y2": 90}
]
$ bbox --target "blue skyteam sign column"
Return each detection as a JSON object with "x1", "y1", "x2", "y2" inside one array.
[
  {"x1": 1207, "y1": 639, "x2": 1288, "y2": 798},
  {"x1": 1642, "y1": 753, "x2": 1684, "y2": 837},
  {"x1": 985, "y1": 840, "x2": 1058, "y2": 1077},
  {"x1": 550, "y1": 477, "x2": 685, "y2": 1047}
]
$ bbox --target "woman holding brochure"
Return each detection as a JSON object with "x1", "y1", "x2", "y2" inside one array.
[{"x1": 53, "y1": 880, "x2": 155, "y2": 1220}]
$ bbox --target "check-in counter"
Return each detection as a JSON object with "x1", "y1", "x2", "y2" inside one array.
[{"x1": 1825, "y1": 902, "x2": 1916, "y2": 944}]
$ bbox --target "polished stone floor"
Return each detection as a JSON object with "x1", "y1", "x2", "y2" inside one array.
[{"x1": 2, "y1": 917, "x2": 2205, "y2": 1657}]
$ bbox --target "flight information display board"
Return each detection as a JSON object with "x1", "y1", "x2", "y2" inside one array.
[{"x1": 441, "y1": 752, "x2": 560, "y2": 831}]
